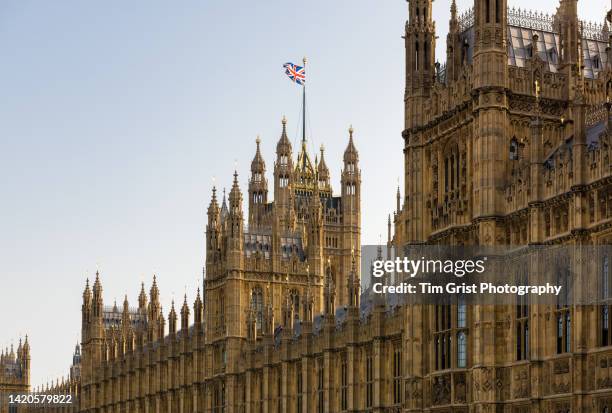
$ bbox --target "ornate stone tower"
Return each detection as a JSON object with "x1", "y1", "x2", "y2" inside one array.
[
  {"x1": 404, "y1": 0, "x2": 436, "y2": 130},
  {"x1": 472, "y1": 0, "x2": 509, "y2": 243},
  {"x1": 340, "y1": 126, "x2": 361, "y2": 305},
  {"x1": 403, "y1": 0, "x2": 436, "y2": 244},
  {"x1": 273, "y1": 117, "x2": 294, "y2": 234},
  {"x1": 0, "y1": 336, "x2": 30, "y2": 413},
  {"x1": 248, "y1": 137, "x2": 268, "y2": 228},
  {"x1": 80, "y1": 273, "x2": 103, "y2": 411}
]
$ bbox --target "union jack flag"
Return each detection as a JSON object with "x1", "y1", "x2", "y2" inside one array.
[{"x1": 283, "y1": 62, "x2": 305, "y2": 85}]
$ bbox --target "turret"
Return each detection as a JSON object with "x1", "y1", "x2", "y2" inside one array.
[
  {"x1": 193, "y1": 288, "x2": 203, "y2": 327},
  {"x1": 274, "y1": 117, "x2": 294, "y2": 230},
  {"x1": 473, "y1": 0, "x2": 508, "y2": 89},
  {"x1": 121, "y1": 295, "x2": 131, "y2": 334},
  {"x1": 248, "y1": 136, "x2": 268, "y2": 227},
  {"x1": 228, "y1": 171, "x2": 244, "y2": 248},
  {"x1": 158, "y1": 307, "x2": 165, "y2": 339},
  {"x1": 181, "y1": 294, "x2": 190, "y2": 331},
  {"x1": 21, "y1": 336, "x2": 30, "y2": 385},
  {"x1": 148, "y1": 276, "x2": 162, "y2": 341},
  {"x1": 92, "y1": 271, "x2": 103, "y2": 318},
  {"x1": 446, "y1": 0, "x2": 462, "y2": 82},
  {"x1": 206, "y1": 187, "x2": 222, "y2": 262},
  {"x1": 317, "y1": 145, "x2": 330, "y2": 190},
  {"x1": 342, "y1": 126, "x2": 361, "y2": 215},
  {"x1": 472, "y1": 0, "x2": 509, "y2": 221},
  {"x1": 348, "y1": 251, "x2": 360, "y2": 309},
  {"x1": 404, "y1": 0, "x2": 436, "y2": 129},
  {"x1": 555, "y1": 0, "x2": 580, "y2": 66},
  {"x1": 82, "y1": 278, "x2": 92, "y2": 338},
  {"x1": 138, "y1": 282, "x2": 147, "y2": 312},
  {"x1": 339, "y1": 126, "x2": 361, "y2": 305},
  {"x1": 168, "y1": 301, "x2": 177, "y2": 336}
]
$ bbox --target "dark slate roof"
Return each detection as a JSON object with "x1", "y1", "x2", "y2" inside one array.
[
  {"x1": 588, "y1": 120, "x2": 607, "y2": 149},
  {"x1": 456, "y1": 8, "x2": 608, "y2": 79}
]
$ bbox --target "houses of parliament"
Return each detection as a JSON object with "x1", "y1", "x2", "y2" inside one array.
[{"x1": 7, "y1": 0, "x2": 612, "y2": 411}]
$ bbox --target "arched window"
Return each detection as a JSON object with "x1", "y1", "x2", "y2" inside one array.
[
  {"x1": 415, "y1": 42, "x2": 419, "y2": 71},
  {"x1": 565, "y1": 312, "x2": 571, "y2": 352},
  {"x1": 593, "y1": 55, "x2": 601, "y2": 70},
  {"x1": 457, "y1": 295, "x2": 466, "y2": 328},
  {"x1": 457, "y1": 332, "x2": 467, "y2": 368},
  {"x1": 291, "y1": 290, "x2": 300, "y2": 320},
  {"x1": 252, "y1": 288, "x2": 264, "y2": 334},
  {"x1": 557, "y1": 314, "x2": 563, "y2": 353},
  {"x1": 556, "y1": 260, "x2": 571, "y2": 353},
  {"x1": 510, "y1": 137, "x2": 519, "y2": 160},
  {"x1": 602, "y1": 306, "x2": 609, "y2": 346},
  {"x1": 495, "y1": 0, "x2": 501, "y2": 23},
  {"x1": 517, "y1": 266, "x2": 529, "y2": 360}
]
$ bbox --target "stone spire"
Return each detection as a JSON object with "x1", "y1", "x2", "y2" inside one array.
[
  {"x1": 343, "y1": 125, "x2": 359, "y2": 164},
  {"x1": 276, "y1": 116, "x2": 292, "y2": 155},
  {"x1": 317, "y1": 144, "x2": 330, "y2": 187},
  {"x1": 168, "y1": 300, "x2": 177, "y2": 335},
  {"x1": 251, "y1": 136, "x2": 266, "y2": 174},
  {"x1": 138, "y1": 282, "x2": 147, "y2": 310},
  {"x1": 181, "y1": 294, "x2": 190, "y2": 331},
  {"x1": 193, "y1": 288, "x2": 203, "y2": 326}
]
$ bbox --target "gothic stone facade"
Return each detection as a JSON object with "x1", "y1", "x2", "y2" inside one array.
[
  {"x1": 0, "y1": 338, "x2": 30, "y2": 413},
  {"x1": 26, "y1": 0, "x2": 612, "y2": 412},
  {"x1": 390, "y1": 0, "x2": 612, "y2": 412}
]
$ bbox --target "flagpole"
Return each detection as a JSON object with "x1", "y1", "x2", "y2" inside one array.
[{"x1": 302, "y1": 56, "x2": 307, "y2": 145}]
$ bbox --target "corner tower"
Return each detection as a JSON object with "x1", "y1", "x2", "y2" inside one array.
[
  {"x1": 404, "y1": 0, "x2": 436, "y2": 130},
  {"x1": 248, "y1": 137, "x2": 268, "y2": 228},
  {"x1": 340, "y1": 126, "x2": 361, "y2": 305},
  {"x1": 472, "y1": 0, "x2": 509, "y2": 231}
]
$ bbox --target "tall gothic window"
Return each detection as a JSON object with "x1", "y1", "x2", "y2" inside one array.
[
  {"x1": 510, "y1": 137, "x2": 519, "y2": 160},
  {"x1": 290, "y1": 289, "x2": 300, "y2": 320},
  {"x1": 393, "y1": 343, "x2": 403, "y2": 404},
  {"x1": 495, "y1": 0, "x2": 501, "y2": 23},
  {"x1": 443, "y1": 147, "x2": 460, "y2": 197},
  {"x1": 516, "y1": 265, "x2": 529, "y2": 360},
  {"x1": 296, "y1": 361, "x2": 303, "y2": 413},
  {"x1": 434, "y1": 303, "x2": 452, "y2": 370},
  {"x1": 556, "y1": 260, "x2": 571, "y2": 354},
  {"x1": 415, "y1": 42, "x2": 419, "y2": 71},
  {"x1": 366, "y1": 348, "x2": 374, "y2": 408},
  {"x1": 252, "y1": 288, "x2": 264, "y2": 335},
  {"x1": 444, "y1": 158, "x2": 449, "y2": 193},
  {"x1": 602, "y1": 254, "x2": 612, "y2": 346},
  {"x1": 341, "y1": 353, "x2": 348, "y2": 410},
  {"x1": 219, "y1": 291, "x2": 225, "y2": 330},
  {"x1": 317, "y1": 358, "x2": 324, "y2": 413},
  {"x1": 457, "y1": 295, "x2": 468, "y2": 368},
  {"x1": 457, "y1": 332, "x2": 467, "y2": 368}
]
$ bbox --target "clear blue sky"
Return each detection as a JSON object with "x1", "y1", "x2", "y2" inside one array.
[{"x1": 0, "y1": 0, "x2": 607, "y2": 387}]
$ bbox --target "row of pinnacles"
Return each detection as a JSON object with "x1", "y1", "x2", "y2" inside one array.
[
  {"x1": 56, "y1": 117, "x2": 363, "y2": 411},
  {"x1": 81, "y1": 272, "x2": 204, "y2": 360},
  {"x1": 0, "y1": 337, "x2": 30, "y2": 385}
]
